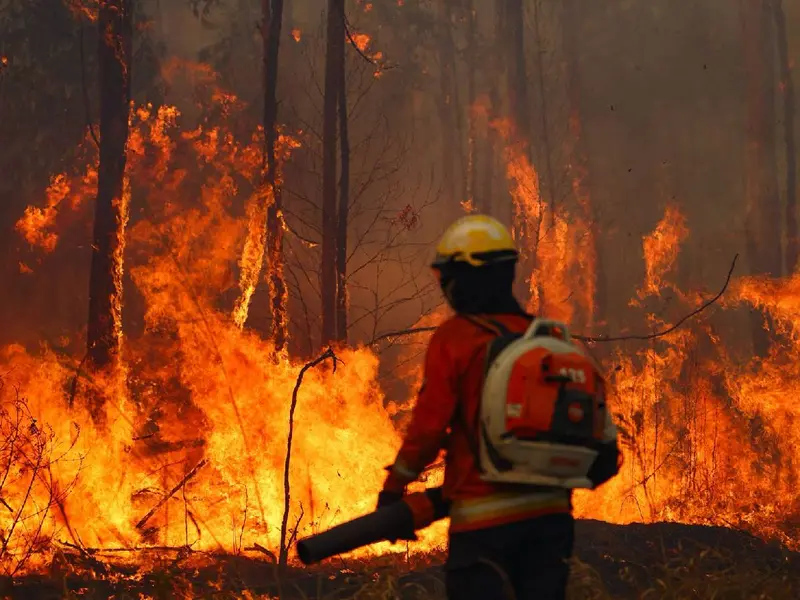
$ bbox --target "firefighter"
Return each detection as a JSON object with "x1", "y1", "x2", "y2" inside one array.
[{"x1": 376, "y1": 214, "x2": 621, "y2": 600}]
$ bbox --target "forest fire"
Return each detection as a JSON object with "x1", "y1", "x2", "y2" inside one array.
[
  {"x1": 2, "y1": 3, "x2": 800, "y2": 597},
  {"x1": 3, "y1": 64, "x2": 799, "y2": 580},
  {"x1": 3, "y1": 75, "x2": 449, "y2": 575},
  {"x1": 482, "y1": 116, "x2": 800, "y2": 551}
]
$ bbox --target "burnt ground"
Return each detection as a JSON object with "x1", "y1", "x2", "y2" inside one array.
[{"x1": 3, "y1": 520, "x2": 799, "y2": 599}]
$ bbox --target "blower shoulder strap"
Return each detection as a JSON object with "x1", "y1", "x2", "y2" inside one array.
[
  {"x1": 460, "y1": 314, "x2": 527, "y2": 374},
  {"x1": 454, "y1": 314, "x2": 532, "y2": 476},
  {"x1": 461, "y1": 313, "x2": 510, "y2": 334}
]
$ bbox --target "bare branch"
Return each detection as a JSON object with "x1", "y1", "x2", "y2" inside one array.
[
  {"x1": 366, "y1": 255, "x2": 739, "y2": 346},
  {"x1": 341, "y1": 8, "x2": 389, "y2": 71},
  {"x1": 247, "y1": 542, "x2": 278, "y2": 563},
  {"x1": 367, "y1": 326, "x2": 436, "y2": 346},
  {"x1": 279, "y1": 347, "x2": 340, "y2": 565},
  {"x1": 578, "y1": 254, "x2": 738, "y2": 343}
]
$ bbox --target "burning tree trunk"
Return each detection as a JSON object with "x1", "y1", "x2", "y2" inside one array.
[
  {"x1": 262, "y1": 0, "x2": 287, "y2": 352},
  {"x1": 740, "y1": 0, "x2": 782, "y2": 356},
  {"x1": 563, "y1": 0, "x2": 605, "y2": 331},
  {"x1": 530, "y1": 0, "x2": 556, "y2": 218},
  {"x1": 335, "y1": 33, "x2": 349, "y2": 344},
  {"x1": 504, "y1": 0, "x2": 539, "y2": 310},
  {"x1": 774, "y1": 0, "x2": 797, "y2": 273},
  {"x1": 321, "y1": 0, "x2": 344, "y2": 345},
  {"x1": 87, "y1": 0, "x2": 132, "y2": 375},
  {"x1": 465, "y1": 0, "x2": 478, "y2": 209},
  {"x1": 527, "y1": 0, "x2": 557, "y2": 317}
]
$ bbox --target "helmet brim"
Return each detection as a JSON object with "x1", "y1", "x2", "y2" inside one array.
[{"x1": 431, "y1": 249, "x2": 519, "y2": 269}]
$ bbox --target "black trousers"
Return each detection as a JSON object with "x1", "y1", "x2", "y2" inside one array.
[{"x1": 444, "y1": 513, "x2": 575, "y2": 600}]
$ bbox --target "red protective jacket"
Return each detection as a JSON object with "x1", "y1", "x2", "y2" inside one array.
[{"x1": 383, "y1": 313, "x2": 573, "y2": 533}]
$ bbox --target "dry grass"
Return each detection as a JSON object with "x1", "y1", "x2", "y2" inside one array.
[
  {"x1": 6, "y1": 517, "x2": 796, "y2": 600},
  {"x1": 17, "y1": 540, "x2": 793, "y2": 600},
  {"x1": 304, "y1": 553, "x2": 798, "y2": 600}
]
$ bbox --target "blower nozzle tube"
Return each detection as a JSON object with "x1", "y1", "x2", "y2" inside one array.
[{"x1": 296, "y1": 487, "x2": 448, "y2": 565}]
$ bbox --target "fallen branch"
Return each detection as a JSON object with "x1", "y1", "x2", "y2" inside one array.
[
  {"x1": 135, "y1": 458, "x2": 208, "y2": 532},
  {"x1": 58, "y1": 539, "x2": 92, "y2": 556},
  {"x1": 247, "y1": 542, "x2": 278, "y2": 563},
  {"x1": 279, "y1": 348, "x2": 339, "y2": 566},
  {"x1": 57, "y1": 542, "x2": 194, "y2": 554},
  {"x1": 367, "y1": 254, "x2": 739, "y2": 346}
]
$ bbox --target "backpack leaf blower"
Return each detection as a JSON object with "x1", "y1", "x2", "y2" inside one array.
[{"x1": 295, "y1": 487, "x2": 449, "y2": 565}]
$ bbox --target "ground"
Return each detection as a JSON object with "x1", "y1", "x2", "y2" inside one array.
[{"x1": 5, "y1": 520, "x2": 798, "y2": 599}]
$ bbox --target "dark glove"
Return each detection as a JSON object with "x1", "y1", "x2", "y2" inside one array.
[
  {"x1": 376, "y1": 490, "x2": 404, "y2": 511},
  {"x1": 376, "y1": 490, "x2": 416, "y2": 544}
]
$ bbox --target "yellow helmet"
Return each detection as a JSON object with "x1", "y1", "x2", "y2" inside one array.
[{"x1": 432, "y1": 215, "x2": 518, "y2": 268}]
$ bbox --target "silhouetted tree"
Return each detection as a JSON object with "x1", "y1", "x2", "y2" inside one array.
[
  {"x1": 740, "y1": 0, "x2": 781, "y2": 356},
  {"x1": 335, "y1": 12, "x2": 350, "y2": 344},
  {"x1": 262, "y1": 0, "x2": 288, "y2": 352},
  {"x1": 87, "y1": 0, "x2": 133, "y2": 374},
  {"x1": 563, "y1": 0, "x2": 605, "y2": 330},
  {"x1": 321, "y1": 0, "x2": 345, "y2": 345},
  {"x1": 774, "y1": 0, "x2": 797, "y2": 273}
]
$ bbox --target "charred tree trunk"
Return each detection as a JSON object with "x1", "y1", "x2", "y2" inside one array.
[
  {"x1": 447, "y1": 4, "x2": 466, "y2": 205},
  {"x1": 479, "y1": 0, "x2": 509, "y2": 217},
  {"x1": 563, "y1": 0, "x2": 605, "y2": 332},
  {"x1": 262, "y1": 0, "x2": 287, "y2": 353},
  {"x1": 321, "y1": 0, "x2": 344, "y2": 345},
  {"x1": 87, "y1": 0, "x2": 132, "y2": 376},
  {"x1": 505, "y1": 0, "x2": 538, "y2": 309},
  {"x1": 774, "y1": 0, "x2": 797, "y2": 273},
  {"x1": 506, "y1": 0, "x2": 531, "y2": 155},
  {"x1": 335, "y1": 35, "x2": 349, "y2": 344},
  {"x1": 740, "y1": 0, "x2": 781, "y2": 356},
  {"x1": 465, "y1": 0, "x2": 478, "y2": 209}
]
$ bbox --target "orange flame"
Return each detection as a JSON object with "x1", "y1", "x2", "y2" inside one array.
[
  {"x1": 111, "y1": 174, "x2": 131, "y2": 358},
  {"x1": 639, "y1": 205, "x2": 689, "y2": 298},
  {"x1": 460, "y1": 199, "x2": 475, "y2": 213},
  {"x1": 5, "y1": 65, "x2": 799, "y2": 576},
  {"x1": 350, "y1": 32, "x2": 371, "y2": 53},
  {"x1": 232, "y1": 184, "x2": 273, "y2": 329},
  {"x1": 567, "y1": 110, "x2": 597, "y2": 330},
  {"x1": 489, "y1": 118, "x2": 798, "y2": 549},
  {"x1": 492, "y1": 118, "x2": 591, "y2": 324},
  {"x1": 6, "y1": 67, "x2": 444, "y2": 568},
  {"x1": 15, "y1": 168, "x2": 97, "y2": 253}
]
